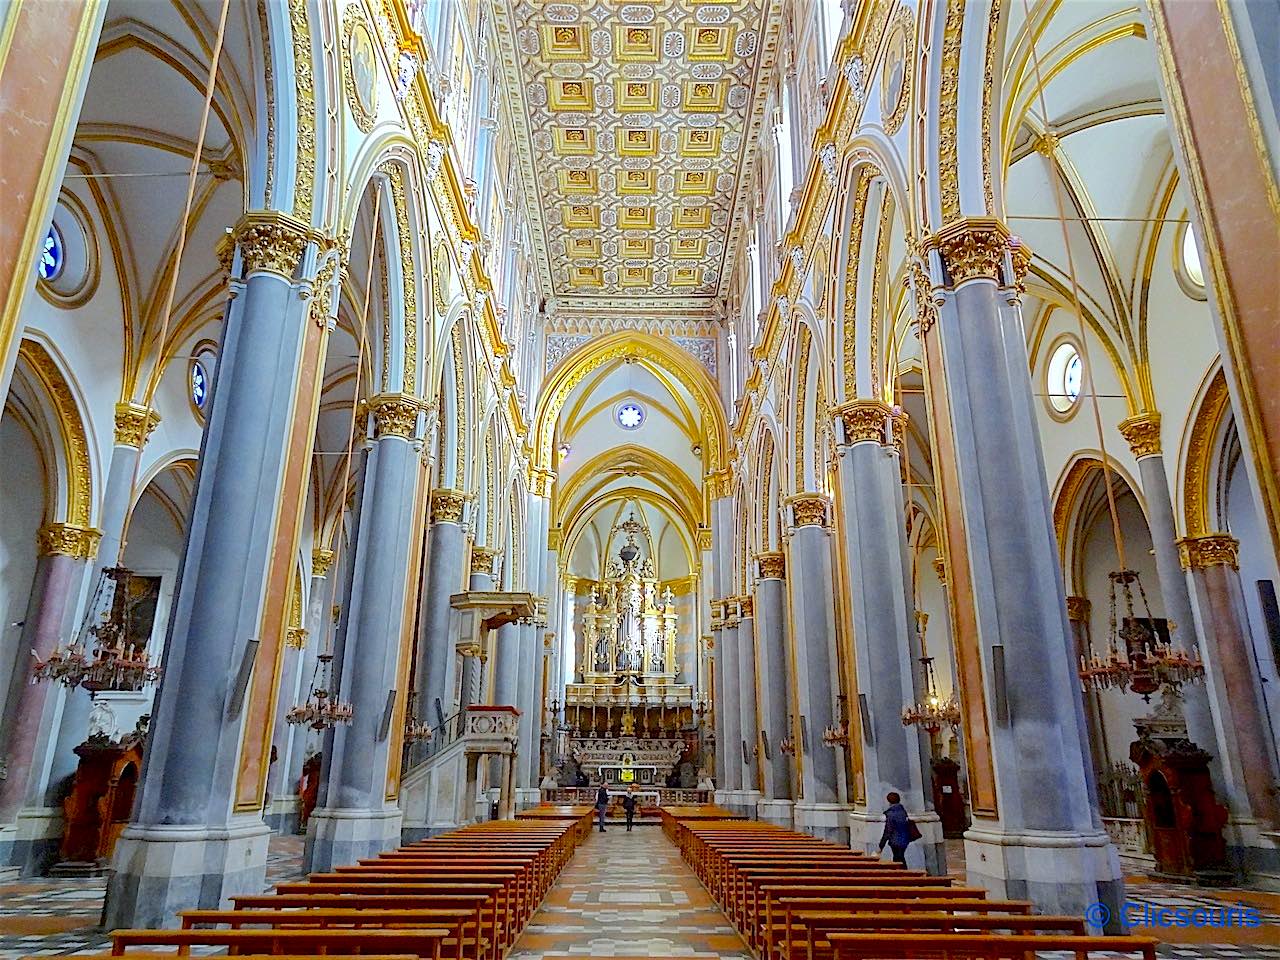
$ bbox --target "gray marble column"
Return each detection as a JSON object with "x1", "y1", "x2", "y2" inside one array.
[
  {"x1": 414, "y1": 489, "x2": 469, "y2": 741},
  {"x1": 719, "y1": 610, "x2": 742, "y2": 798},
  {"x1": 460, "y1": 548, "x2": 498, "y2": 709},
  {"x1": 1117, "y1": 415, "x2": 1223, "y2": 789},
  {"x1": 107, "y1": 213, "x2": 334, "y2": 929},
  {"x1": 922, "y1": 221, "x2": 1121, "y2": 922},
  {"x1": 784, "y1": 494, "x2": 848, "y2": 843},
  {"x1": 1180, "y1": 534, "x2": 1280, "y2": 876},
  {"x1": 516, "y1": 494, "x2": 550, "y2": 801},
  {"x1": 833, "y1": 404, "x2": 943, "y2": 873},
  {"x1": 710, "y1": 601, "x2": 727, "y2": 791},
  {"x1": 736, "y1": 604, "x2": 762, "y2": 814},
  {"x1": 0, "y1": 525, "x2": 95, "y2": 873},
  {"x1": 46, "y1": 408, "x2": 158, "y2": 811},
  {"x1": 708, "y1": 491, "x2": 734, "y2": 795},
  {"x1": 307, "y1": 400, "x2": 424, "y2": 872},
  {"x1": 753, "y1": 554, "x2": 793, "y2": 826},
  {"x1": 1065, "y1": 597, "x2": 1109, "y2": 786}
]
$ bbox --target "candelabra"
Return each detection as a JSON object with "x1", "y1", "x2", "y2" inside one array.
[
  {"x1": 823, "y1": 695, "x2": 850, "y2": 747},
  {"x1": 32, "y1": 566, "x2": 161, "y2": 693},
  {"x1": 1079, "y1": 569, "x2": 1205, "y2": 701},
  {"x1": 779, "y1": 714, "x2": 797, "y2": 756},
  {"x1": 402, "y1": 691, "x2": 433, "y2": 744}
]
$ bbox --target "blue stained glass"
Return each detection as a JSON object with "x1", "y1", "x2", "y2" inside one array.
[
  {"x1": 191, "y1": 359, "x2": 208, "y2": 410},
  {"x1": 38, "y1": 227, "x2": 63, "y2": 281}
]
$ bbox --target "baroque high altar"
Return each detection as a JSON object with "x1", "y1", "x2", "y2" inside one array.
[{"x1": 584, "y1": 536, "x2": 677, "y2": 682}]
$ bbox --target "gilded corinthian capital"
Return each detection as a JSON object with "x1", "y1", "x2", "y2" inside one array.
[
  {"x1": 927, "y1": 217, "x2": 1028, "y2": 288},
  {"x1": 37, "y1": 522, "x2": 101, "y2": 559},
  {"x1": 114, "y1": 402, "x2": 161, "y2": 448},
  {"x1": 312, "y1": 548, "x2": 335, "y2": 577},
  {"x1": 1117, "y1": 412, "x2": 1162, "y2": 459},
  {"x1": 1177, "y1": 533, "x2": 1239, "y2": 570},
  {"x1": 233, "y1": 211, "x2": 320, "y2": 278},
  {"x1": 755, "y1": 551, "x2": 785, "y2": 579},
  {"x1": 786, "y1": 493, "x2": 830, "y2": 528},
  {"x1": 430, "y1": 488, "x2": 469, "y2": 524},
  {"x1": 471, "y1": 546, "x2": 499, "y2": 577},
  {"x1": 368, "y1": 393, "x2": 421, "y2": 440},
  {"x1": 835, "y1": 399, "x2": 891, "y2": 445}
]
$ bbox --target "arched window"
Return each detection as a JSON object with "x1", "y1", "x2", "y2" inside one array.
[
  {"x1": 38, "y1": 226, "x2": 64, "y2": 281},
  {"x1": 1046, "y1": 339, "x2": 1083, "y2": 416}
]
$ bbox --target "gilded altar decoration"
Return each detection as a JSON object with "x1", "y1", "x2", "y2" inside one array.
[
  {"x1": 37, "y1": 522, "x2": 101, "y2": 560},
  {"x1": 1118, "y1": 412, "x2": 1163, "y2": 459},
  {"x1": 756, "y1": 551, "x2": 785, "y2": 579},
  {"x1": 1177, "y1": 534, "x2": 1240, "y2": 570},
  {"x1": 113, "y1": 402, "x2": 161, "y2": 449},
  {"x1": 836, "y1": 399, "x2": 891, "y2": 445},
  {"x1": 368, "y1": 392, "x2": 420, "y2": 439},
  {"x1": 787, "y1": 493, "x2": 830, "y2": 528},
  {"x1": 343, "y1": 7, "x2": 378, "y2": 133},
  {"x1": 582, "y1": 532, "x2": 678, "y2": 680},
  {"x1": 429, "y1": 488, "x2": 469, "y2": 524}
]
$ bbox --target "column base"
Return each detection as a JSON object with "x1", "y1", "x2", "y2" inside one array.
[
  {"x1": 0, "y1": 807, "x2": 63, "y2": 875},
  {"x1": 793, "y1": 802, "x2": 852, "y2": 845},
  {"x1": 105, "y1": 819, "x2": 271, "y2": 929},
  {"x1": 263, "y1": 795, "x2": 301, "y2": 836},
  {"x1": 1224, "y1": 817, "x2": 1280, "y2": 887},
  {"x1": 733, "y1": 789, "x2": 762, "y2": 818},
  {"x1": 304, "y1": 807, "x2": 402, "y2": 874},
  {"x1": 756, "y1": 798, "x2": 794, "y2": 828},
  {"x1": 847, "y1": 808, "x2": 946, "y2": 875},
  {"x1": 963, "y1": 822, "x2": 1124, "y2": 933},
  {"x1": 514, "y1": 788, "x2": 542, "y2": 811}
]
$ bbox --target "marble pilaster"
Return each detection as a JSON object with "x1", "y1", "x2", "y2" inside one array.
[
  {"x1": 414, "y1": 489, "x2": 469, "y2": 747},
  {"x1": 753, "y1": 555, "x2": 793, "y2": 826},
  {"x1": 0, "y1": 524, "x2": 96, "y2": 872},
  {"x1": 784, "y1": 494, "x2": 849, "y2": 844},
  {"x1": 834, "y1": 406, "x2": 943, "y2": 873},
  {"x1": 920, "y1": 219, "x2": 1122, "y2": 924},
  {"x1": 718, "y1": 612, "x2": 742, "y2": 798},
  {"x1": 1179, "y1": 534, "x2": 1280, "y2": 875},
  {"x1": 307, "y1": 406, "x2": 424, "y2": 872},
  {"x1": 106, "y1": 213, "x2": 333, "y2": 928},
  {"x1": 736, "y1": 604, "x2": 762, "y2": 815}
]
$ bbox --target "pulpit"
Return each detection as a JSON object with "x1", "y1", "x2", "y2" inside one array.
[
  {"x1": 58, "y1": 726, "x2": 144, "y2": 868},
  {"x1": 1128, "y1": 693, "x2": 1229, "y2": 882}
]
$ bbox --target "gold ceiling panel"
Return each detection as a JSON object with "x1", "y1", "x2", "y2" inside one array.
[{"x1": 492, "y1": 0, "x2": 776, "y2": 306}]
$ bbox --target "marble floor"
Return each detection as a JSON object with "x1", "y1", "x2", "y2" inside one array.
[{"x1": 2, "y1": 829, "x2": 1279, "y2": 959}]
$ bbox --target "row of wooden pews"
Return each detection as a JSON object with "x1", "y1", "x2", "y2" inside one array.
[
  {"x1": 74, "y1": 805, "x2": 595, "y2": 960},
  {"x1": 669, "y1": 812, "x2": 1158, "y2": 960}
]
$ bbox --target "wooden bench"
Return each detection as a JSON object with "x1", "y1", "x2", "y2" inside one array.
[
  {"x1": 787, "y1": 911, "x2": 1086, "y2": 960},
  {"x1": 110, "y1": 927, "x2": 452, "y2": 958},
  {"x1": 825, "y1": 931, "x2": 1158, "y2": 959}
]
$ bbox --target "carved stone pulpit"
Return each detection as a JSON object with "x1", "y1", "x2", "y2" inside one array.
[
  {"x1": 450, "y1": 591, "x2": 536, "y2": 709},
  {"x1": 461, "y1": 705, "x2": 521, "y2": 820}
]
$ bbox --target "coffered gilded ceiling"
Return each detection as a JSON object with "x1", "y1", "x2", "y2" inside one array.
[{"x1": 491, "y1": 0, "x2": 781, "y2": 314}]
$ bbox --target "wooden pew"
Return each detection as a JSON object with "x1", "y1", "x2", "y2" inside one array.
[
  {"x1": 110, "y1": 927, "x2": 452, "y2": 958},
  {"x1": 787, "y1": 911, "x2": 1086, "y2": 960},
  {"x1": 825, "y1": 931, "x2": 1158, "y2": 959}
]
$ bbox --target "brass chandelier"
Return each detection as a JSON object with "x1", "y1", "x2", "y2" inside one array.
[
  {"x1": 901, "y1": 612, "x2": 961, "y2": 734},
  {"x1": 32, "y1": 565, "x2": 161, "y2": 694},
  {"x1": 285, "y1": 650, "x2": 353, "y2": 730}
]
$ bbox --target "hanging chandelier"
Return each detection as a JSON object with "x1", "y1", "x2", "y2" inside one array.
[
  {"x1": 902, "y1": 613, "x2": 961, "y2": 734},
  {"x1": 286, "y1": 651, "x2": 353, "y2": 730},
  {"x1": 823, "y1": 694, "x2": 850, "y2": 746},
  {"x1": 32, "y1": 566, "x2": 161, "y2": 693},
  {"x1": 1079, "y1": 569, "x2": 1205, "y2": 701},
  {"x1": 779, "y1": 714, "x2": 797, "y2": 756},
  {"x1": 402, "y1": 692, "x2": 433, "y2": 744}
]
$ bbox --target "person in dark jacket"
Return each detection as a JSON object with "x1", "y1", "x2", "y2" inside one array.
[
  {"x1": 622, "y1": 789, "x2": 637, "y2": 831},
  {"x1": 595, "y1": 783, "x2": 609, "y2": 832},
  {"x1": 878, "y1": 791, "x2": 914, "y2": 864}
]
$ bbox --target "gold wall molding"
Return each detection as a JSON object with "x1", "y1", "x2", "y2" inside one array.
[
  {"x1": 755, "y1": 550, "x2": 785, "y2": 579},
  {"x1": 786, "y1": 493, "x2": 830, "y2": 528},
  {"x1": 937, "y1": 0, "x2": 964, "y2": 220},
  {"x1": 1065, "y1": 595, "x2": 1092, "y2": 622},
  {"x1": 19, "y1": 340, "x2": 93, "y2": 528},
  {"x1": 113, "y1": 401, "x2": 161, "y2": 448},
  {"x1": 1183, "y1": 369, "x2": 1232, "y2": 538},
  {"x1": 471, "y1": 546, "x2": 499, "y2": 577},
  {"x1": 312, "y1": 548, "x2": 335, "y2": 577},
  {"x1": 835, "y1": 398, "x2": 890, "y2": 445},
  {"x1": 36, "y1": 522, "x2": 100, "y2": 560},
  {"x1": 368, "y1": 392, "x2": 420, "y2": 439},
  {"x1": 1117, "y1": 411, "x2": 1162, "y2": 459},
  {"x1": 381, "y1": 162, "x2": 418, "y2": 392},
  {"x1": 342, "y1": 5, "x2": 378, "y2": 134},
  {"x1": 1178, "y1": 533, "x2": 1239, "y2": 570},
  {"x1": 430, "y1": 487, "x2": 469, "y2": 524},
  {"x1": 697, "y1": 526, "x2": 713, "y2": 551},
  {"x1": 234, "y1": 211, "x2": 321, "y2": 278},
  {"x1": 287, "y1": 0, "x2": 316, "y2": 220}
]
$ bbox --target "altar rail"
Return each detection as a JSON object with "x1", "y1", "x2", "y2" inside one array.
[{"x1": 545, "y1": 786, "x2": 711, "y2": 806}]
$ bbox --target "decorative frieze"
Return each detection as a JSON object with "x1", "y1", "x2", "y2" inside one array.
[
  {"x1": 1118, "y1": 412, "x2": 1162, "y2": 459},
  {"x1": 312, "y1": 548, "x2": 335, "y2": 577},
  {"x1": 697, "y1": 526, "x2": 713, "y2": 552},
  {"x1": 756, "y1": 551, "x2": 785, "y2": 580},
  {"x1": 114, "y1": 402, "x2": 161, "y2": 449},
  {"x1": 1178, "y1": 534, "x2": 1239, "y2": 570},
  {"x1": 835, "y1": 399, "x2": 890, "y2": 444},
  {"x1": 1065, "y1": 595, "x2": 1092, "y2": 623},
  {"x1": 430, "y1": 488, "x2": 469, "y2": 524},
  {"x1": 233, "y1": 211, "x2": 319, "y2": 279},
  {"x1": 707, "y1": 468, "x2": 734, "y2": 501},
  {"x1": 368, "y1": 392, "x2": 420, "y2": 439},
  {"x1": 787, "y1": 493, "x2": 830, "y2": 529},
  {"x1": 36, "y1": 522, "x2": 101, "y2": 560},
  {"x1": 471, "y1": 546, "x2": 499, "y2": 577}
]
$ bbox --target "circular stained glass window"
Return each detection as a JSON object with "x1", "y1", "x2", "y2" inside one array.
[
  {"x1": 1047, "y1": 340, "x2": 1083, "y2": 414},
  {"x1": 191, "y1": 358, "x2": 209, "y2": 411},
  {"x1": 616, "y1": 401, "x2": 645, "y2": 430},
  {"x1": 38, "y1": 226, "x2": 64, "y2": 281}
]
